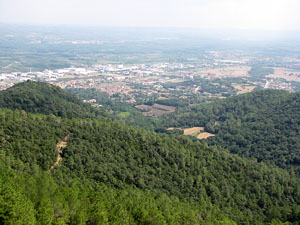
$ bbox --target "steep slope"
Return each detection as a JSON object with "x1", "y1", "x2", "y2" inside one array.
[
  {"x1": 1, "y1": 108, "x2": 299, "y2": 224},
  {"x1": 1, "y1": 155, "x2": 225, "y2": 225},
  {"x1": 1, "y1": 83, "x2": 300, "y2": 224},
  {"x1": 0, "y1": 81, "x2": 99, "y2": 118},
  {"x1": 161, "y1": 89, "x2": 300, "y2": 171}
]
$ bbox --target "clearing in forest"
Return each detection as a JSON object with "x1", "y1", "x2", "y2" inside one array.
[
  {"x1": 183, "y1": 127, "x2": 204, "y2": 135},
  {"x1": 197, "y1": 132, "x2": 215, "y2": 139},
  {"x1": 233, "y1": 84, "x2": 256, "y2": 94},
  {"x1": 167, "y1": 126, "x2": 215, "y2": 139},
  {"x1": 48, "y1": 134, "x2": 70, "y2": 172},
  {"x1": 135, "y1": 104, "x2": 176, "y2": 117}
]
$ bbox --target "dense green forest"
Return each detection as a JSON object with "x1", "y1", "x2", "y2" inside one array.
[
  {"x1": 248, "y1": 67, "x2": 274, "y2": 78},
  {"x1": 0, "y1": 109, "x2": 300, "y2": 224},
  {"x1": 1, "y1": 82, "x2": 300, "y2": 224},
  {"x1": 0, "y1": 81, "x2": 102, "y2": 118},
  {"x1": 2, "y1": 155, "x2": 224, "y2": 225},
  {"x1": 161, "y1": 89, "x2": 300, "y2": 172}
]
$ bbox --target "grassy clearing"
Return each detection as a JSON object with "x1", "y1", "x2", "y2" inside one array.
[
  {"x1": 197, "y1": 132, "x2": 216, "y2": 139},
  {"x1": 167, "y1": 127, "x2": 216, "y2": 139},
  {"x1": 183, "y1": 127, "x2": 204, "y2": 135}
]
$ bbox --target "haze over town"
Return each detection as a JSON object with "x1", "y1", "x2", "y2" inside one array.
[{"x1": 1, "y1": 0, "x2": 300, "y2": 31}]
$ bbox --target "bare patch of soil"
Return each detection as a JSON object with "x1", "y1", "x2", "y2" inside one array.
[
  {"x1": 183, "y1": 127, "x2": 204, "y2": 135},
  {"x1": 48, "y1": 134, "x2": 70, "y2": 172},
  {"x1": 197, "y1": 132, "x2": 215, "y2": 139}
]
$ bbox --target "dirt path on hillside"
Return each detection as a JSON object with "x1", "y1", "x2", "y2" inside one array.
[{"x1": 48, "y1": 134, "x2": 70, "y2": 172}]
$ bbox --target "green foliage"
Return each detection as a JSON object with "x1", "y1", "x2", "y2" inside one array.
[
  {"x1": 0, "y1": 108, "x2": 68, "y2": 170},
  {"x1": 249, "y1": 66, "x2": 274, "y2": 78},
  {"x1": 0, "y1": 171, "x2": 36, "y2": 225},
  {"x1": 161, "y1": 89, "x2": 300, "y2": 172},
  {"x1": 1, "y1": 83, "x2": 300, "y2": 224},
  {"x1": 67, "y1": 88, "x2": 160, "y2": 130},
  {"x1": 0, "y1": 81, "x2": 101, "y2": 119},
  {"x1": 0, "y1": 108, "x2": 300, "y2": 224},
  {"x1": 0, "y1": 157, "x2": 225, "y2": 225}
]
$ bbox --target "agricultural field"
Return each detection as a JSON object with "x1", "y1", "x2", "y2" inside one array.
[
  {"x1": 197, "y1": 132, "x2": 216, "y2": 139},
  {"x1": 135, "y1": 104, "x2": 153, "y2": 111},
  {"x1": 183, "y1": 127, "x2": 215, "y2": 140},
  {"x1": 266, "y1": 67, "x2": 300, "y2": 82},
  {"x1": 167, "y1": 127, "x2": 215, "y2": 140},
  {"x1": 135, "y1": 104, "x2": 176, "y2": 117},
  {"x1": 166, "y1": 78, "x2": 185, "y2": 83},
  {"x1": 198, "y1": 66, "x2": 251, "y2": 78},
  {"x1": 233, "y1": 84, "x2": 257, "y2": 94},
  {"x1": 183, "y1": 127, "x2": 204, "y2": 135}
]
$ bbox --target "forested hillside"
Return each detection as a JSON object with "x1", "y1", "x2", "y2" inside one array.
[
  {"x1": 0, "y1": 108, "x2": 299, "y2": 224},
  {"x1": 161, "y1": 89, "x2": 300, "y2": 171},
  {"x1": 1, "y1": 82, "x2": 300, "y2": 224},
  {"x1": 0, "y1": 81, "x2": 101, "y2": 118},
  {"x1": 1, "y1": 157, "x2": 219, "y2": 225}
]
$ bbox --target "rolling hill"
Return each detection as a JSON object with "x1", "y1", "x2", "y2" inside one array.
[
  {"x1": 0, "y1": 81, "x2": 100, "y2": 118},
  {"x1": 162, "y1": 89, "x2": 300, "y2": 171},
  {"x1": 0, "y1": 82, "x2": 300, "y2": 224}
]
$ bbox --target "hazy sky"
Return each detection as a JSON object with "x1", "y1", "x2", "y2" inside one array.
[{"x1": 1, "y1": 0, "x2": 300, "y2": 30}]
